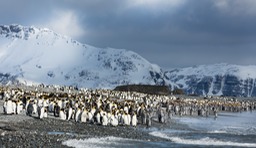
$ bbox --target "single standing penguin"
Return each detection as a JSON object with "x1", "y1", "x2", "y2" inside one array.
[
  {"x1": 75, "y1": 108, "x2": 82, "y2": 122},
  {"x1": 101, "y1": 112, "x2": 108, "y2": 126},
  {"x1": 38, "y1": 106, "x2": 45, "y2": 119},
  {"x1": 12, "y1": 100, "x2": 17, "y2": 114},
  {"x1": 110, "y1": 114, "x2": 118, "y2": 126},
  {"x1": 81, "y1": 109, "x2": 88, "y2": 123},
  {"x1": 5, "y1": 99, "x2": 13, "y2": 114},
  {"x1": 123, "y1": 113, "x2": 130, "y2": 126},
  {"x1": 32, "y1": 102, "x2": 38, "y2": 115},
  {"x1": 54, "y1": 104, "x2": 61, "y2": 117},
  {"x1": 44, "y1": 108, "x2": 48, "y2": 118},
  {"x1": 48, "y1": 101, "x2": 55, "y2": 113},
  {"x1": 95, "y1": 110, "x2": 101, "y2": 125},
  {"x1": 131, "y1": 112, "x2": 138, "y2": 127},
  {"x1": 214, "y1": 109, "x2": 218, "y2": 119},
  {"x1": 158, "y1": 108, "x2": 165, "y2": 123},
  {"x1": 27, "y1": 101, "x2": 34, "y2": 116},
  {"x1": 16, "y1": 100, "x2": 23, "y2": 114},
  {"x1": 3, "y1": 100, "x2": 7, "y2": 114},
  {"x1": 146, "y1": 111, "x2": 152, "y2": 127},
  {"x1": 140, "y1": 108, "x2": 146, "y2": 125},
  {"x1": 66, "y1": 106, "x2": 73, "y2": 121},
  {"x1": 59, "y1": 109, "x2": 66, "y2": 120},
  {"x1": 87, "y1": 111, "x2": 94, "y2": 123}
]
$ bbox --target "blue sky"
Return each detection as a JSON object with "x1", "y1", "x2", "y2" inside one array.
[{"x1": 1, "y1": 0, "x2": 256, "y2": 69}]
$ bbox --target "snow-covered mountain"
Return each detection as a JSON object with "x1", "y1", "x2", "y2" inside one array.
[
  {"x1": 1, "y1": 24, "x2": 256, "y2": 97},
  {"x1": 0, "y1": 24, "x2": 165, "y2": 88},
  {"x1": 164, "y1": 63, "x2": 256, "y2": 97}
]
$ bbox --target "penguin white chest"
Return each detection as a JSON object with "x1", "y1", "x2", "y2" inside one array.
[
  {"x1": 123, "y1": 114, "x2": 130, "y2": 125},
  {"x1": 96, "y1": 113, "x2": 101, "y2": 124},
  {"x1": 110, "y1": 115, "x2": 118, "y2": 126},
  {"x1": 6, "y1": 101, "x2": 13, "y2": 114},
  {"x1": 59, "y1": 111, "x2": 66, "y2": 120},
  {"x1": 102, "y1": 115, "x2": 108, "y2": 126},
  {"x1": 67, "y1": 108, "x2": 73, "y2": 120},
  {"x1": 131, "y1": 115, "x2": 137, "y2": 126},
  {"x1": 75, "y1": 109, "x2": 81, "y2": 122},
  {"x1": 81, "y1": 111, "x2": 88, "y2": 123},
  {"x1": 39, "y1": 107, "x2": 45, "y2": 119}
]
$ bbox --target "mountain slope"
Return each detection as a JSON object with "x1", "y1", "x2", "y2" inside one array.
[
  {"x1": 164, "y1": 63, "x2": 256, "y2": 97},
  {"x1": 0, "y1": 24, "x2": 165, "y2": 88},
  {"x1": 1, "y1": 24, "x2": 256, "y2": 97}
]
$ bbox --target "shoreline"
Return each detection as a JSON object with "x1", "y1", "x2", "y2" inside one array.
[
  {"x1": 0, "y1": 107, "x2": 255, "y2": 147},
  {"x1": 0, "y1": 85, "x2": 255, "y2": 147},
  {"x1": 0, "y1": 112, "x2": 170, "y2": 147}
]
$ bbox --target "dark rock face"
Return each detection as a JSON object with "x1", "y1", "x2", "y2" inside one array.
[
  {"x1": 149, "y1": 70, "x2": 165, "y2": 86},
  {"x1": 184, "y1": 76, "x2": 213, "y2": 96},
  {"x1": 0, "y1": 24, "x2": 35, "y2": 39},
  {"x1": 0, "y1": 73, "x2": 18, "y2": 85}
]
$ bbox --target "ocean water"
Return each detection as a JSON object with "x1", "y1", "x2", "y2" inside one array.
[{"x1": 63, "y1": 111, "x2": 256, "y2": 148}]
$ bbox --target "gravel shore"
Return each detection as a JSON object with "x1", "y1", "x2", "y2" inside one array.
[{"x1": 0, "y1": 106, "x2": 168, "y2": 147}]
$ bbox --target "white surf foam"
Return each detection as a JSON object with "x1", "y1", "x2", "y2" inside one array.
[
  {"x1": 208, "y1": 130, "x2": 227, "y2": 134},
  {"x1": 175, "y1": 111, "x2": 256, "y2": 136},
  {"x1": 150, "y1": 131, "x2": 256, "y2": 147},
  {"x1": 62, "y1": 136, "x2": 139, "y2": 148}
]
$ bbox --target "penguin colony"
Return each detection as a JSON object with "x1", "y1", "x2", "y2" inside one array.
[{"x1": 1, "y1": 85, "x2": 256, "y2": 127}]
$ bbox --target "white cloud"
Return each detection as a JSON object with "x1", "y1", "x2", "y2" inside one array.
[
  {"x1": 214, "y1": 0, "x2": 228, "y2": 9},
  {"x1": 213, "y1": 0, "x2": 256, "y2": 16},
  {"x1": 40, "y1": 10, "x2": 85, "y2": 39},
  {"x1": 126, "y1": 0, "x2": 186, "y2": 11}
]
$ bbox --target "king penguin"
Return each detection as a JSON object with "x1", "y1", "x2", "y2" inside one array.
[
  {"x1": 66, "y1": 106, "x2": 73, "y2": 121},
  {"x1": 81, "y1": 109, "x2": 88, "y2": 123},
  {"x1": 44, "y1": 108, "x2": 48, "y2": 118},
  {"x1": 38, "y1": 106, "x2": 45, "y2": 119},
  {"x1": 131, "y1": 112, "x2": 138, "y2": 127},
  {"x1": 146, "y1": 112, "x2": 152, "y2": 127},
  {"x1": 26, "y1": 101, "x2": 34, "y2": 116},
  {"x1": 6, "y1": 99, "x2": 14, "y2": 114},
  {"x1": 95, "y1": 110, "x2": 101, "y2": 125},
  {"x1": 101, "y1": 112, "x2": 108, "y2": 126},
  {"x1": 75, "y1": 107, "x2": 82, "y2": 122},
  {"x1": 16, "y1": 99, "x2": 23, "y2": 114},
  {"x1": 110, "y1": 112, "x2": 118, "y2": 126},
  {"x1": 59, "y1": 108, "x2": 66, "y2": 120},
  {"x1": 12, "y1": 100, "x2": 17, "y2": 114},
  {"x1": 123, "y1": 113, "x2": 130, "y2": 126}
]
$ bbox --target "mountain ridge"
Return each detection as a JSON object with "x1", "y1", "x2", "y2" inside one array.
[
  {"x1": 164, "y1": 63, "x2": 256, "y2": 97},
  {"x1": 1, "y1": 24, "x2": 256, "y2": 97},
  {"x1": 0, "y1": 24, "x2": 165, "y2": 88}
]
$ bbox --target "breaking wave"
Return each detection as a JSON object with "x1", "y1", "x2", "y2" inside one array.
[
  {"x1": 62, "y1": 136, "x2": 139, "y2": 148},
  {"x1": 150, "y1": 131, "x2": 256, "y2": 147}
]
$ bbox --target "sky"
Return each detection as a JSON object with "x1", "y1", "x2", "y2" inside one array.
[{"x1": 1, "y1": 0, "x2": 256, "y2": 69}]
